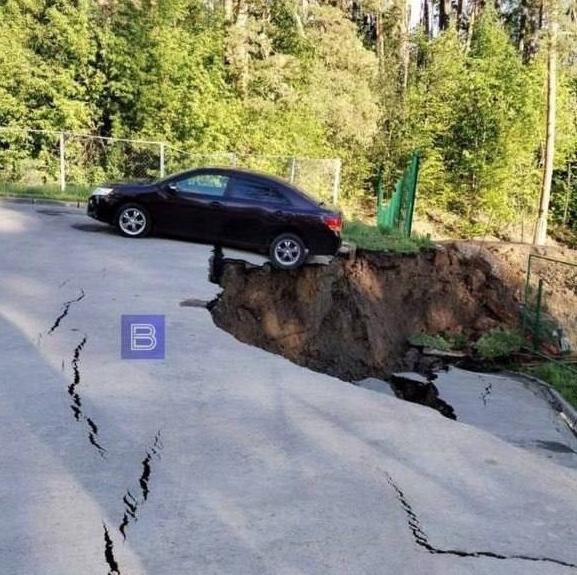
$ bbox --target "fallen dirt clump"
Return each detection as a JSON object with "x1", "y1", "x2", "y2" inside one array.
[
  {"x1": 390, "y1": 373, "x2": 457, "y2": 420},
  {"x1": 210, "y1": 243, "x2": 521, "y2": 381}
]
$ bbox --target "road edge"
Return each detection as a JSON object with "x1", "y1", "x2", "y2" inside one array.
[
  {"x1": 0, "y1": 196, "x2": 86, "y2": 208},
  {"x1": 506, "y1": 370, "x2": 577, "y2": 436}
]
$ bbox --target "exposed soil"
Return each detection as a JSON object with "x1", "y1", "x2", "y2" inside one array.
[
  {"x1": 210, "y1": 243, "x2": 523, "y2": 381},
  {"x1": 476, "y1": 241, "x2": 577, "y2": 349}
]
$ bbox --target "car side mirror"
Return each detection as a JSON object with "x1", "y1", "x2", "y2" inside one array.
[{"x1": 166, "y1": 183, "x2": 178, "y2": 194}]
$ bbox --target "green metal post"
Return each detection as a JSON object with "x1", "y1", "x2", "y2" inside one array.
[
  {"x1": 404, "y1": 152, "x2": 420, "y2": 237},
  {"x1": 59, "y1": 132, "x2": 66, "y2": 193},
  {"x1": 159, "y1": 142, "x2": 166, "y2": 179},
  {"x1": 376, "y1": 164, "x2": 384, "y2": 208},
  {"x1": 533, "y1": 278, "x2": 544, "y2": 350},
  {"x1": 522, "y1": 254, "x2": 533, "y2": 337}
]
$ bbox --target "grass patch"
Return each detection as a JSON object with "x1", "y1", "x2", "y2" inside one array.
[
  {"x1": 0, "y1": 182, "x2": 92, "y2": 202},
  {"x1": 525, "y1": 361, "x2": 577, "y2": 409},
  {"x1": 475, "y1": 329, "x2": 523, "y2": 360},
  {"x1": 342, "y1": 220, "x2": 433, "y2": 253},
  {"x1": 409, "y1": 332, "x2": 468, "y2": 351},
  {"x1": 409, "y1": 334, "x2": 452, "y2": 351}
]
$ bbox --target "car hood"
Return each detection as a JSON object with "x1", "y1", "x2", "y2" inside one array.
[{"x1": 105, "y1": 181, "x2": 157, "y2": 193}]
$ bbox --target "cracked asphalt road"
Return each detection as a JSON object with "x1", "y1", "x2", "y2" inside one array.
[
  {"x1": 2, "y1": 201, "x2": 577, "y2": 574},
  {"x1": 434, "y1": 368, "x2": 577, "y2": 470}
]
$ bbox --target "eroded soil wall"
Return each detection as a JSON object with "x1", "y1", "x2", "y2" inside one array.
[{"x1": 211, "y1": 244, "x2": 520, "y2": 381}]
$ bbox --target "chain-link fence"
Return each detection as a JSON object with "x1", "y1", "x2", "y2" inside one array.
[{"x1": 0, "y1": 127, "x2": 341, "y2": 205}]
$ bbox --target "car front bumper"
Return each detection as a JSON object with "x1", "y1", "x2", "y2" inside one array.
[{"x1": 87, "y1": 195, "x2": 117, "y2": 224}]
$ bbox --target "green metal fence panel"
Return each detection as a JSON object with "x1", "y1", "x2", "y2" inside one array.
[
  {"x1": 521, "y1": 253, "x2": 577, "y2": 396},
  {"x1": 522, "y1": 254, "x2": 577, "y2": 354},
  {"x1": 377, "y1": 151, "x2": 420, "y2": 236}
]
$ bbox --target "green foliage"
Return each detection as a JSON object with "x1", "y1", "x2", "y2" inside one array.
[
  {"x1": 525, "y1": 361, "x2": 577, "y2": 409},
  {"x1": 398, "y1": 12, "x2": 547, "y2": 235},
  {"x1": 0, "y1": 0, "x2": 95, "y2": 130},
  {"x1": 0, "y1": 0, "x2": 380, "y2": 199},
  {"x1": 475, "y1": 328, "x2": 524, "y2": 359},
  {"x1": 408, "y1": 334, "x2": 452, "y2": 351},
  {"x1": 445, "y1": 332, "x2": 469, "y2": 351},
  {"x1": 342, "y1": 220, "x2": 433, "y2": 252},
  {"x1": 2, "y1": 0, "x2": 577, "y2": 236},
  {"x1": 409, "y1": 332, "x2": 468, "y2": 351}
]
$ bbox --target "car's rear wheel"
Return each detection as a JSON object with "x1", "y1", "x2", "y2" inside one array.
[
  {"x1": 269, "y1": 233, "x2": 307, "y2": 270},
  {"x1": 116, "y1": 204, "x2": 151, "y2": 238}
]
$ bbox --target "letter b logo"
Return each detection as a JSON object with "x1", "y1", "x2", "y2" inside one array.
[{"x1": 122, "y1": 315, "x2": 165, "y2": 359}]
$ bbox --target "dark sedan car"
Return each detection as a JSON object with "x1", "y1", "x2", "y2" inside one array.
[{"x1": 87, "y1": 167, "x2": 342, "y2": 269}]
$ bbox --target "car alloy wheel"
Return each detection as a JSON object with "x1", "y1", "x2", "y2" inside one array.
[
  {"x1": 270, "y1": 233, "x2": 307, "y2": 270},
  {"x1": 275, "y1": 239, "x2": 301, "y2": 265},
  {"x1": 118, "y1": 206, "x2": 148, "y2": 237}
]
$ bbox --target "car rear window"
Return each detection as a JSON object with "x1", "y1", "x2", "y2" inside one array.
[{"x1": 230, "y1": 179, "x2": 290, "y2": 205}]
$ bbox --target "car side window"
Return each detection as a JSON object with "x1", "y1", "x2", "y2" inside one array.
[
  {"x1": 175, "y1": 174, "x2": 229, "y2": 197},
  {"x1": 230, "y1": 179, "x2": 290, "y2": 205}
]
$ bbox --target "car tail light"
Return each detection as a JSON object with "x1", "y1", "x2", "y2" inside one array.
[{"x1": 323, "y1": 214, "x2": 342, "y2": 233}]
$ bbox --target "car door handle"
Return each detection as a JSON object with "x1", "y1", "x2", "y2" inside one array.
[{"x1": 210, "y1": 201, "x2": 223, "y2": 208}]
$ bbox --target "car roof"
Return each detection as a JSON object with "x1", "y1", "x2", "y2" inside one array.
[{"x1": 165, "y1": 166, "x2": 320, "y2": 207}]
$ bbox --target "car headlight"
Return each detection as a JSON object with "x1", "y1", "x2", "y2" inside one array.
[{"x1": 91, "y1": 187, "x2": 114, "y2": 197}]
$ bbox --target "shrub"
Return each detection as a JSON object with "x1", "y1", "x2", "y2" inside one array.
[
  {"x1": 475, "y1": 328, "x2": 523, "y2": 359},
  {"x1": 408, "y1": 333, "x2": 452, "y2": 351},
  {"x1": 525, "y1": 361, "x2": 577, "y2": 409}
]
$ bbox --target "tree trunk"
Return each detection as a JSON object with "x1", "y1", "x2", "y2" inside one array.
[
  {"x1": 520, "y1": 0, "x2": 544, "y2": 62},
  {"x1": 223, "y1": 0, "x2": 233, "y2": 22},
  {"x1": 376, "y1": 12, "x2": 383, "y2": 61},
  {"x1": 400, "y1": 0, "x2": 410, "y2": 93},
  {"x1": 439, "y1": 0, "x2": 451, "y2": 29},
  {"x1": 457, "y1": 0, "x2": 465, "y2": 30},
  {"x1": 423, "y1": 0, "x2": 432, "y2": 39},
  {"x1": 533, "y1": 3, "x2": 558, "y2": 245},
  {"x1": 518, "y1": 0, "x2": 528, "y2": 53},
  {"x1": 465, "y1": 0, "x2": 477, "y2": 52}
]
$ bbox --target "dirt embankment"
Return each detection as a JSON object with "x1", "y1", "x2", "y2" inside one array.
[
  {"x1": 210, "y1": 244, "x2": 522, "y2": 381},
  {"x1": 468, "y1": 241, "x2": 577, "y2": 349}
]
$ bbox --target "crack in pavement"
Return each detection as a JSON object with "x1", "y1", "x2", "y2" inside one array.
[
  {"x1": 47, "y1": 289, "x2": 85, "y2": 335},
  {"x1": 118, "y1": 491, "x2": 138, "y2": 539},
  {"x1": 103, "y1": 523, "x2": 121, "y2": 575},
  {"x1": 47, "y1": 289, "x2": 117, "y2": 568},
  {"x1": 118, "y1": 431, "x2": 164, "y2": 540},
  {"x1": 385, "y1": 471, "x2": 577, "y2": 569},
  {"x1": 68, "y1": 336, "x2": 86, "y2": 421},
  {"x1": 66, "y1": 335, "x2": 107, "y2": 458},
  {"x1": 46, "y1": 288, "x2": 125, "y2": 570},
  {"x1": 480, "y1": 382, "x2": 493, "y2": 406}
]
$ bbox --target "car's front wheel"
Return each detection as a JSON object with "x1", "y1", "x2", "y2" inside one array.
[
  {"x1": 116, "y1": 204, "x2": 152, "y2": 238},
  {"x1": 269, "y1": 233, "x2": 307, "y2": 270}
]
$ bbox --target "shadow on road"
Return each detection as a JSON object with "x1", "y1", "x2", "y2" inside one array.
[{"x1": 71, "y1": 222, "x2": 116, "y2": 234}]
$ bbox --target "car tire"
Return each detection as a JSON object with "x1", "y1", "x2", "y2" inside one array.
[
  {"x1": 269, "y1": 233, "x2": 307, "y2": 270},
  {"x1": 116, "y1": 204, "x2": 152, "y2": 238}
]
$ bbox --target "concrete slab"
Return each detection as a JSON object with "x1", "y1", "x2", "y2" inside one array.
[{"x1": 356, "y1": 377, "x2": 397, "y2": 397}]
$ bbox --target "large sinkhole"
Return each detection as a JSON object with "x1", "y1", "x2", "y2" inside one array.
[{"x1": 209, "y1": 243, "x2": 520, "y2": 384}]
